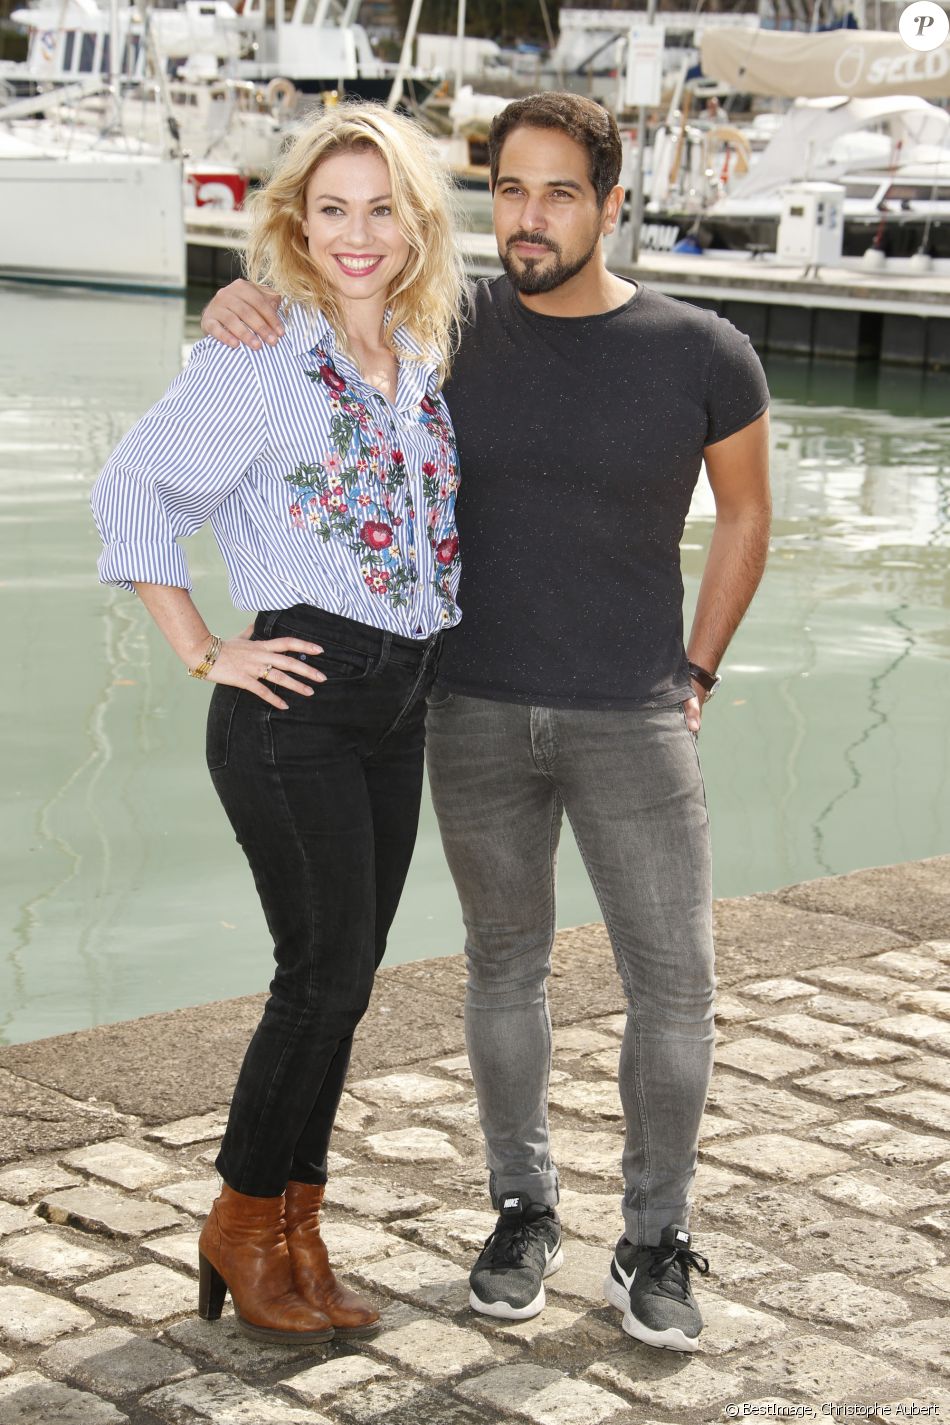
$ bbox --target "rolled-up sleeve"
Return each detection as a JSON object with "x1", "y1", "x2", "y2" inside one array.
[{"x1": 91, "y1": 338, "x2": 267, "y2": 591}]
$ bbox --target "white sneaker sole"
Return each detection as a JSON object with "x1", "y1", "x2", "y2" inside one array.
[
  {"x1": 469, "y1": 1245, "x2": 564, "y2": 1321},
  {"x1": 602, "y1": 1271, "x2": 700, "y2": 1354}
]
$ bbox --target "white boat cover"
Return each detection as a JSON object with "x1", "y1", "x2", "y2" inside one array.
[{"x1": 701, "y1": 27, "x2": 950, "y2": 99}]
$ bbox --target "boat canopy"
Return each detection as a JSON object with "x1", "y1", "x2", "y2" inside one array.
[
  {"x1": 725, "y1": 95, "x2": 950, "y2": 199},
  {"x1": 700, "y1": 27, "x2": 950, "y2": 99}
]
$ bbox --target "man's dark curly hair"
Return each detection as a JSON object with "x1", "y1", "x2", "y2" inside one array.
[{"x1": 487, "y1": 92, "x2": 623, "y2": 208}]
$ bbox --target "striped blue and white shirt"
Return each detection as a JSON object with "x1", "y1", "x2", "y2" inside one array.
[{"x1": 91, "y1": 303, "x2": 461, "y2": 638}]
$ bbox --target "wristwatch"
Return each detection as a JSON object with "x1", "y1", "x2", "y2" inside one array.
[{"x1": 688, "y1": 661, "x2": 722, "y2": 699}]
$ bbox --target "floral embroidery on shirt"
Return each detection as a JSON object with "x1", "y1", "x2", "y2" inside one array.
[{"x1": 284, "y1": 346, "x2": 459, "y2": 617}]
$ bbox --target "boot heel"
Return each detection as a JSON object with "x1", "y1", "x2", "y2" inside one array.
[{"x1": 198, "y1": 1252, "x2": 227, "y2": 1320}]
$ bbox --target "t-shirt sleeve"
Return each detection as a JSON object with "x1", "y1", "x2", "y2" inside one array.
[{"x1": 703, "y1": 315, "x2": 770, "y2": 447}]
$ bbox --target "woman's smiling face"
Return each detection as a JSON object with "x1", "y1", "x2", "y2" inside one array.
[{"x1": 301, "y1": 146, "x2": 411, "y2": 307}]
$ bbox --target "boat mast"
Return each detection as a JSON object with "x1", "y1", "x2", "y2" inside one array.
[
  {"x1": 386, "y1": 0, "x2": 424, "y2": 108},
  {"x1": 629, "y1": 0, "x2": 658, "y2": 264},
  {"x1": 455, "y1": 0, "x2": 466, "y2": 100}
]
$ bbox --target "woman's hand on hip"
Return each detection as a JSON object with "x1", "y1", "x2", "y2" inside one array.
[{"x1": 208, "y1": 632, "x2": 326, "y2": 710}]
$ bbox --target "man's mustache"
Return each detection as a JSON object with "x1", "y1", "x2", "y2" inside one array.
[{"x1": 506, "y1": 231, "x2": 560, "y2": 256}]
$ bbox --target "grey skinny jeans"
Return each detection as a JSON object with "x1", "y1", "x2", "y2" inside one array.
[{"x1": 425, "y1": 691, "x2": 715, "y2": 1247}]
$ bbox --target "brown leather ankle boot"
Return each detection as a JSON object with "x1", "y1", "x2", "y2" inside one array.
[
  {"x1": 284, "y1": 1180, "x2": 380, "y2": 1337},
  {"x1": 198, "y1": 1183, "x2": 334, "y2": 1343}
]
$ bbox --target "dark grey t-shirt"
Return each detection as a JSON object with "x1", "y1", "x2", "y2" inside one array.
[{"x1": 437, "y1": 276, "x2": 769, "y2": 710}]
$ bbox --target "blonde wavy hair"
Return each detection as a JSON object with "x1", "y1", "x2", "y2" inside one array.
[{"x1": 244, "y1": 103, "x2": 465, "y2": 384}]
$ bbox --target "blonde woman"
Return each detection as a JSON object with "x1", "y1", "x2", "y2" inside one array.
[{"x1": 91, "y1": 105, "x2": 465, "y2": 1344}]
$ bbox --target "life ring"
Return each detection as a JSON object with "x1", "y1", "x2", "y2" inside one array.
[
  {"x1": 266, "y1": 77, "x2": 297, "y2": 113},
  {"x1": 702, "y1": 125, "x2": 752, "y2": 179}
]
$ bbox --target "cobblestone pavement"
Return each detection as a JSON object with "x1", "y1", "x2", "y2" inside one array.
[{"x1": 0, "y1": 873, "x2": 949, "y2": 1423}]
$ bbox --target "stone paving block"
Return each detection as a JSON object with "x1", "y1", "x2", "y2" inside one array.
[
  {"x1": 869, "y1": 1318, "x2": 950, "y2": 1378},
  {"x1": 714, "y1": 995, "x2": 758, "y2": 1024},
  {"x1": 324, "y1": 1179, "x2": 444, "y2": 1225},
  {"x1": 0, "y1": 1284, "x2": 95, "y2": 1345},
  {"x1": 557, "y1": 1190, "x2": 623, "y2": 1246},
  {"x1": 37, "y1": 1185, "x2": 183, "y2": 1239},
  {"x1": 490, "y1": 1304, "x2": 590, "y2": 1347},
  {"x1": 0, "y1": 1371, "x2": 129, "y2": 1424},
  {"x1": 431, "y1": 1054, "x2": 473, "y2": 1080},
  {"x1": 38, "y1": 1324, "x2": 195, "y2": 1399},
  {"x1": 703, "y1": 1132, "x2": 853, "y2": 1183},
  {"x1": 0, "y1": 1355, "x2": 10, "y2": 1379},
  {"x1": 795, "y1": 1217, "x2": 941, "y2": 1276},
  {"x1": 547, "y1": 1080, "x2": 623, "y2": 1121},
  {"x1": 164, "y1": 1313, "x2": 325, "y2": 1374},
  {"x1": 349, "y1": 1073, "x2": 466, "y2": 1107},
  {"x1": 363, "y1": 1128, "x2": 461, "y2": 1163},
  {"x1": 547, "y1": 1238, "x2": 614, "y2": 1307},
  {"x1": 801, "y1": 965, "x2": 912, "y2": 998},
  {"x1": 326, "y1": 1377, "x2": 429, "y2": 1422},
  {"x1": 0, "y1": 1202, "x2": 40, "y2": 1237},
  {"x1": 926, "y1": 940, "x2": 950, "y2": 961},
  {"x1": 912, "y1": 1207, "x2": 950, "y2": 1238},
  {"x1": 702, "y1": 1186, "x2": 827, "y2": 1237},
  {"x1": 756, "y1": 1269, "x2": 911, "y2": 1330},
  {"x1": 153, "y1": 1178, "x2": 218, "y2": 1217},
  {"x1": 805, "y1": 992, "x2": 891, "y2": 1026},
  {"x1": 549, "y1": 1129, "x2": 620, "y2": 1181},
  {"x1": 714, "y1": 1036, "x2": 822, "y2": 1081},
  {"x1": 367, "y1": 1314, "x2": 500, "y2": 1377},
  {"x1": 896, "y1": 989, "x2": 950, "y2": 1019},
  {"x1": 742, "y1": 1335, "x2": 904, "y2": 1397},
  {"x1": 813, "y1": 1117, "x2": 899, "y2": 1149},
  {"x1": 834, "y1": 1036, "x2": 919, "y2": 1065},
  {"x1": 62, "y1": 1141, "x2": 177, "y2": 1191},
  {"x1": 870, "y1": 950, "x2": 949, "y2": 981},
  {"x1": 742, "y1": 977, "x2": 817, "y2": 1003},
  {"x1": 872, "y1": 1013, "x2": 950, "y2": 1050},
  {"x1": 863, "y1": 1129, "x2": 950, "y2": 1166},
  {"x1": 933, "y1": 1160, "x2": 950, "y2": 1184},
  {"x1": 707, "y1": 1077, "x2": 837, "y2": 1130},
  {"x1": 74, "y1": 1263, "x2": 195, "y2": 1324},
  {"x1": 587, "y1": 1356, "x2": 742, "y2": 1412},
  {"x1": 794, "y1": 1067, "x2": 905, "y2": 1099},
  {"x1": 0, "y1": 1161, "x2": 80, "y2": 1204},
  {"x1": 0, "y1": 1227, "x2": 130, "y2": 1285},
  {"x1": 700, "y1": 1115, "x2": 746, "y2": 1142},
  {"x1": 688, "y1": 1231, "x2": 794, "y2": 1288},
  {"x1": 867, "y1": 1087, "x2": 950, "y2": 1133},
  {"x1": 352, "y1": 1247, "x2": 466, "y2": 1311},
  {"x1": 280, "y1": 1355, "x2": 393, "y2": 1406},
  {"x1": 328, "y1": 1178, "x2": 441, "y2": 1223},
  {"x1": 144, "y1": 1114, "x2": 229, "y2": 1148},
  {"x1": 586, "y1": 1049, "x2": 621, "y2": 1076},
  {"x1": 458, "y1": 1362, "x2": 631, "y2": 1424},
  {"x1": 142, "y1": 1371, "x2": 325, "y2": 1424},
  {"x1": 905, "y1": 1264, "x2": 950, "y2": 1302},
  {"x1": 332, "y1": 1092, "x2": 374, "y2": 1133},
  {"x1": 416, "y1": 1100, "x2": 481, "y2": 1134},
  {"x1": 390, "y1": 1207, "x2": 497, "y2": 1257},
  {"x1": 753, "y1": 1011, "x2": 859, "y2": 1051},
  {"x1": 693, "y1": 1293, "x2": 787, "y2": 1355},
  {"x1": 552, "y1": 1027, "x2": 618, "y2": 1057},
  {"x1": 321, "y1": 1219, "x2": 410, "y2": 1267},
  {"x1": 897, "y1": 1055, "x2": 950, "y2": 1091},
  {"x1": 693, "y1": 1163, "x2": 756, "y2": 1201},
  {"x1": 814, "y1": 1167, "x2": 948, "y2": 1217},
  {"x1": 144, "y1": 1231, "x2": 201, "y2": 1275}
]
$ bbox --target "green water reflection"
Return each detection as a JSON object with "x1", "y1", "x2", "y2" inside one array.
[{"x1": 2, "y1": 284, "x2": 948, "y2": 1044}]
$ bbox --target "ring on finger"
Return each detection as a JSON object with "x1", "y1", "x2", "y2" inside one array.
[{"x1": 260, "y1": 663, "x2": 273, "y2": 681}]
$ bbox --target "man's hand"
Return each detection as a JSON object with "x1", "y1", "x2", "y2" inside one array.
[
  {"x1": 201, "y1": 280, "x2": 285, "y2": 350},
  {"x1": 684, "y1": 688, "x2": 704, "y2": 736}
]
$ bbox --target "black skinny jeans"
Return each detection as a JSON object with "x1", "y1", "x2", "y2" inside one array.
[{"x1": 207, "y1": 605, "x2": 440, "y2": 1197}]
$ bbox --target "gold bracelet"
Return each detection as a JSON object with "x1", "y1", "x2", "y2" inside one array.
[{"x1": 188, "y1": 635, "x2": 223, "y2": 680}]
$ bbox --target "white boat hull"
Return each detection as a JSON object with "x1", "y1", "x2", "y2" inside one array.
[{"x1": 0, "y1": 155, "x2": 186, "y2": 291}]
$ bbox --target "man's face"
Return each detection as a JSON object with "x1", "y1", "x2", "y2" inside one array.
[{"x1": 492, "y1": 126, "x2": 607, "y2": 295}]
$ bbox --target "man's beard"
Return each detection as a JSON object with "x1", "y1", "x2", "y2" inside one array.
[{"x1": 499, "y1": 228, "x2": 601, "y2": 295}]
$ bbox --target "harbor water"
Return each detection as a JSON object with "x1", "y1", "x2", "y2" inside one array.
[{"x1": 2, "y1": 281, "x2": 948, "y2": 1046}]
